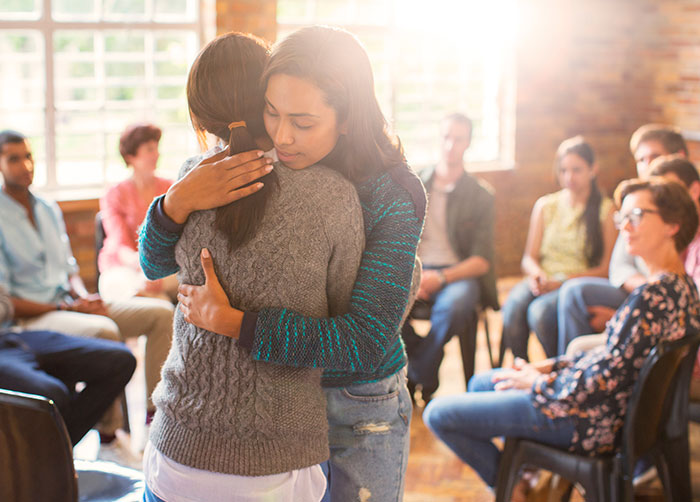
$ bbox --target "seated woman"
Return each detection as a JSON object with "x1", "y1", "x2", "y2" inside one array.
[
  {"x1": 423, "y1": 178, "x2": 700, "y2": 496},
  {"x1": 501, "y1": 136, "x2": 616, "y2": 359},
  {"x1": 98, "y1": 123, "x2": 175, "y2": 302}
]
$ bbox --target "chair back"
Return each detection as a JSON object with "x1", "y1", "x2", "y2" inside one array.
[
  {"x1": 0, "y1": 389, "x2": 77, "y2": 502},
  {"x1": 621, "y1": 332, "x2": 700, "y2": 471},
  {"x1": 95, "y1": 211, "x2": 106, "y2": 280}
]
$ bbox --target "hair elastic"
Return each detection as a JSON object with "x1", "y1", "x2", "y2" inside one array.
[{"x1": 228, "y1": 121, "x2": 247, "y2": 130}]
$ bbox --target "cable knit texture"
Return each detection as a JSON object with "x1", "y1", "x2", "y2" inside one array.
[{"x1": 149, "y1": 152, "x2": 364, "y2": 476}]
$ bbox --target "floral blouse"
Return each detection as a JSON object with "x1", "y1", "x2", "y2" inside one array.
[{"x1": 532, "y1": 273, "x2": 700, "y2": 455}]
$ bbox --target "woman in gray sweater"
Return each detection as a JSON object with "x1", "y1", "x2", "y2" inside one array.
[{"x1": 142, "y1": 33, "x2": 364, "y2": 502}]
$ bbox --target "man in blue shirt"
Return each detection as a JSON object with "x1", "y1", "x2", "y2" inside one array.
[{"x1": 0, "y1": 130, "x2": 173, "y2": 447}]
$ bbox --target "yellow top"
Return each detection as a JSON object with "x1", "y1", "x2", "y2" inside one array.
[{"x1": 538, "y1": 189, "x2": 612, "y2": 277}]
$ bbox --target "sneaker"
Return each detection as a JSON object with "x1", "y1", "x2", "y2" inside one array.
[
  {"x1": 97, "y1": 431, "x2": 143, "y2": 470},
  {"x1": 632, "y1": 465, "x2": 658, "y2": 487}
]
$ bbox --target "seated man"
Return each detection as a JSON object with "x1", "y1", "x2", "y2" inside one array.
[
  {"x1": 0, "y1": 129, "x2": 173, "y2": 443},
  {"x1": 556, "y1": 124, "x2": 688, "y2": 354},
  {"x1": 0, "y1": 285, "x2": 135, "y2": 446},
  {"x1": 402, "y1": 113, "x2": 498, "y2": 403}
]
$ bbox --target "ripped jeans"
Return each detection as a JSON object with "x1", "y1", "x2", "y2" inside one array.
[
  {"x1": 423, "y1": 369, "x2": 575, "y2": 488},
  {"x1": 322, "y1": 369, "x2": 412, "y2": 502}
]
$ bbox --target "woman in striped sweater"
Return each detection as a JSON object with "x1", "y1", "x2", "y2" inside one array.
[{"x1": 140, "y1": 26, "x2": 426, "y2": 501}]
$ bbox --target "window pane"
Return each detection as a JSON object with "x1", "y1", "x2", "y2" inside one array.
[
  {"x1": 0, "y1": 0, "x2": 40, "y2": 20},
  {"x1": 0, "y1": 31, "x2": 45, "y2": 184},
  {"x1": 55, "y1": 132, "x2": 105, "y2": 186},
  {"x1": 154, "y1": 0, "x2": 197, "y2": 22},
  {"x1": 52, "y1": 0, "x2": 97, "y2": 21},
  {"x1": 103, "y1": 0, "x2": 145, "y2": 20}
]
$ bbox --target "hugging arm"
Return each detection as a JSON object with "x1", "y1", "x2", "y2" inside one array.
[{"x1": 239, "y1": 173, "x2": 426, "y2": 372}]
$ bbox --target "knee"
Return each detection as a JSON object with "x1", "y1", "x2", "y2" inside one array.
[
  {"x1": 467, "y1": 371, "x2": 496, "y2": 392},
  {"x1": 38, "y1": 380, "x2": 71, "y2": 414},
  {"x1": 92, "y1": 318, "x2": 121, "y2": 342},
  {"x1": 527, "y1": 300, "x2": 553, "y2": 333},
  {"x1": 422, "y1": 398, "x2": 444, "y2": 433},
  {"x1": 111, "y1": 346, "x2": 137, "y2": 382}
]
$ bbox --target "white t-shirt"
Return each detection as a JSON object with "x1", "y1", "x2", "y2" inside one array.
[{"x1": 143, "y1": 442, "x2": 327, "y2": 502}]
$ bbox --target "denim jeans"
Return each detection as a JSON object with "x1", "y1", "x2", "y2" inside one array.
[
  {"x1": 556, "y1": 277, "x2": 628, "y2": 355},
  {"x1": 0, "y1": 330, "x2": 135, "y2": 445},
  {"x1": 321, "y1": 369, "x2": 412, "y2": 502},
  {"x1": 501, "y1": 279, "x2": 559, "y2": 359},
  {"x1": 423, "y1": 369, "x2": 575, "y2": 488},
  {"x1": 405, "y1": 275, "x2": 481, "y2": 395}
]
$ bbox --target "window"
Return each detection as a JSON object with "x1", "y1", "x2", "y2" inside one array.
[
  {"x1": 277, "y1": 0, "x2": 517, "y2": 171},
  {"x1": 0, "y1": 0, "x2": 204, "y2": 194}
]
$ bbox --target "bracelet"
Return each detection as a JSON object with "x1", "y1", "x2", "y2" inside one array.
[
  {"x1": 55, "y1": 303, "x2": 63, "y2": 311},
  {"x1": 437, "y1": 269, "x2": 448, "y2": 288}
]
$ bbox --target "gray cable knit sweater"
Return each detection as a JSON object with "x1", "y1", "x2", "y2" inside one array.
[{"x1": 149, "y1": 154, "x2": 364, "y2": 476}]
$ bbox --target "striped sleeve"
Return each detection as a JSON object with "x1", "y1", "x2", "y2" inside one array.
[
  {"x1": 138, "y1": 195, "x2": 183, "y2": 280},
  {"x1": 243, "y1": 168, "x2": 426, "y2": 372}
]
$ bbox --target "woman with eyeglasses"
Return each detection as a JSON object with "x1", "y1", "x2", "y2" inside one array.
[
  {"x1": 423, "y1": 177, "x2": 700, "y2": 499},
  {"x1": 500, "y1": 136, "x2": 617, "y2": 360}
]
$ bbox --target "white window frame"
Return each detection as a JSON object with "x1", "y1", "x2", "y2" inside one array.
[{"x1": 0, "y1": 0, "x2": 212, "y2": 197}]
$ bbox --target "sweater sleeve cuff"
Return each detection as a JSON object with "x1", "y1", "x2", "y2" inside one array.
[
  {"x1": 154, "y1": 195, "x2": 186, "y2": 234},
  {"x1": 237, "y1": 311, "x2": 258, "y2": 352}
]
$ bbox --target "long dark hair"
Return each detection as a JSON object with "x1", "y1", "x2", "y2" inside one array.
[
  {"x1": 262, "y1": 26, "x2": 404, "y2": 182},
  {"x1": 555, "y1": 136, "x2": 604, "y2": 267},
  {"x1": 186, "y1": 32, "x2": 276, "y2": 250}
]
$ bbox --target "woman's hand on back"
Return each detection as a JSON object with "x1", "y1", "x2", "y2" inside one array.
[
  {"x1": 178, "y1": 248, "x2": 243, "y2": 338},
  {"x1": 164, "y1": 149, "x2": 274, "y2": 224}
]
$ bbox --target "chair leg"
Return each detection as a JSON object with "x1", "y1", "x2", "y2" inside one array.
[
  {"x1": 657, "y1": 434, "x2": 692, "y2": 502},
  {"x1": 458, "y1": 312, "x2": 478, "y2": 386},
  {"x1": 494, "y1": 439, "x2": 522, "y2": 502},
  {"x1": 497, "y1": 328, "x2": 507, "y2": 368},
  {"x1": 120, "y1": 391, "x2": 130, "y2": 434},
  {"x1": 481, "y1": 310, "x2": 497, "y2": 369}
]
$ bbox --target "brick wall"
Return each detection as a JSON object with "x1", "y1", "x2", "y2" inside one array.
[
  {"x1": 60, "y1": 199, "x2": 100, "y2": 292},
  {"x1": 216, "y1": 0, "x2": 277, "y2": 40},
  {"x1": 62, "y1": 0, "x2": 700, "y2": 286}
]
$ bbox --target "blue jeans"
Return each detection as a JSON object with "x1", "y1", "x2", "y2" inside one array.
[
  {"x1": 423, "y1": 369, "x2": 575, "y2": 488},
  {"x1": 556, "y1": 277, "x2": 629, "y2": 355},
  {"x1": 321, "y1": 369, "x2": 412, "y2": 502},
  {"x1": 501, "y1": 279, "x2": 559, "y2": 359},
  {"x1": 405, "y1": 275, "x2": 481, "y2": 395},
  {"x1": 0, "y1": 330, "x2": 135, "y2": 446}
]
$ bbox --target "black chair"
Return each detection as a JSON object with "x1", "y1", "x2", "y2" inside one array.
[
  {"x1": 0, "y1": 388, "x2": 143, "y2": 502},
  {"x1": 94, "y1": 211, "x2": 131, "y2": 433},
  {"x1": 494, "y1": 332, "x2": 700, "y2": 502},
  {"x1": 406, "y1": 300, "x2": 499, "y2": 388}
]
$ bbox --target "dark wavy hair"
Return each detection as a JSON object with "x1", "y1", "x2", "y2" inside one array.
[
  {"x1": 186, "y1": 32, "x2": 275, "y2": 251},
  {"x1": 262, "y1": 26, "x2": 405, "y2": 182},
  {"x1": 555, "y1": 136, "x2": 604, "y2": 267}
]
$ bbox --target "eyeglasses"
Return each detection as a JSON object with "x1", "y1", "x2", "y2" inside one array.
[{"x1": 613, "y1": 207, "x2": 659, "y2": 229}]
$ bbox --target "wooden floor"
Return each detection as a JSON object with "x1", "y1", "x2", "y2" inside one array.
[
  {"x1": 403, "y1": 278, "x2": 700, "y2": 502},
  {"x1": 77, "y1": 277, "x2": 700, "y2": 501}
]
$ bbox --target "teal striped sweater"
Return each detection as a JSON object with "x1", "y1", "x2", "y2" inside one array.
[{"x1": 139, "y1": 163, "x2": 426, "y2": 387}]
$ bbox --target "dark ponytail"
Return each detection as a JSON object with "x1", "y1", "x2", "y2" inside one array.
[
  {"x1": 555, "y1": 136, "x2": 603, "y2": 267},
  {"x1": 186, "y1": 32, "x2": 276, "y2": 251},
  {"x1": 582, "y1": 178, "x2": 603, "y2": 266}
]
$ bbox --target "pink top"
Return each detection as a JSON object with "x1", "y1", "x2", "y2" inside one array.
[
  {"x1": 99, "y1": 177, "x2": 173, "y2": 273},
  {"x1": 683, "y1": 231, "x2": 700, "y2": 381}
]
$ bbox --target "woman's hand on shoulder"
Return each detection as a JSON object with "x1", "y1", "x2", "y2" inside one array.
[
  {"x1": 164, "y1": 149, "x2": 274, "y2": 224},
  {"x1": 177, "y1": 248, "x2": 243, "y2": 338}
]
